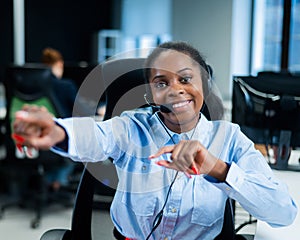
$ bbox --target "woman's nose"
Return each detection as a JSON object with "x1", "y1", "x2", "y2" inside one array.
[{"x1": 168, "y1": 81, "x2": 185, "y2": 95}]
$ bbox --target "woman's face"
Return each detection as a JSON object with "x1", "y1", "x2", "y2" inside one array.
[
  {"x1": 52, "y1": 60, "x2": 64, "y2": 79},
  {"x1": 149, "y1": 50, "x2": 204, "y2": 133}
]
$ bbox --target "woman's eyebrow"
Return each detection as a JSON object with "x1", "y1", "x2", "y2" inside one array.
[
  {"x1": 177, "y1": 68, "x2": 192, "y2": 74},
  {"x1": 151, "y1": 68, "x2": 193, "y2": 81},
  {"x1": 152, "y1": 75, "x2": 165, "y2": 81}
]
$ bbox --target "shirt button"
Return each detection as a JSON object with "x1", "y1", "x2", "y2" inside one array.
[
  {"x1": 142, "y1": 166, "x2": 147, "y2": 171},
  {"x1": 225, "y1": 187, "x2": 230, "y2": 191},
  {"x1": 171, "y1": 207, "x2": 177, "y2": 213}
]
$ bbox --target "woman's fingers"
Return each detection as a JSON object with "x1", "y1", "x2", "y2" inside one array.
[
  {"x1": 190, "y1": 163, "x2": 199, "y2": 175},
  {"x1": 11, "y1": 105, "x2": 58, "y2": 149},
  {"x1": 148, "y1": 145, "x2": 175, "y2": 159},
  {"x1": 156, "y1": 160, "x2": 193, "y2": 178},
  {"x1": 150, "y1": 140, "x2": 202, "y2": 175},
  {"x1": 171, "y1": 140, "x2": 195, "y2": 172}
]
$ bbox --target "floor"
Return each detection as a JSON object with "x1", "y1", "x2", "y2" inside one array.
[{"x1": 0, "y1": 202, "x2": 116, "y2": 240}]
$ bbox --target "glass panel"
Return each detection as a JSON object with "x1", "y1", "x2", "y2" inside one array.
[
  {"x1": 252, "y1": 0, "x2": 284, "y2": 75},
  {"x1": 289, "y1": 0, "x2": 300, "y2": 72}
]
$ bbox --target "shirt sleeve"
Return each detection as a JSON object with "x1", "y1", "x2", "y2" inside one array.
[
  {"x1": 51, "y1": 117, "x2": 127, "y2": 162},
  {"x1": 210, "y1": 128, "x2": 297, "y2": 228}
]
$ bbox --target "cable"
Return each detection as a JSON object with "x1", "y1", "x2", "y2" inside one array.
[
  {"x1": 145, "y1": 113, "x2": 200, "y2": 239},
  {"x1": 145, "y1": 171, "x2": 179, "y2": 240}
]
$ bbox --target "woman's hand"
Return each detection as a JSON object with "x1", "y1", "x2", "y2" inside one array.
[
  {"x1": 149, "y1": 140, "x2": 229, "y2": 181},
  {"x1": 12, "y1": 105, "x2": 66, "y2": 150}
]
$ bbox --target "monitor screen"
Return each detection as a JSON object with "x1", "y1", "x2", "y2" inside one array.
[{"x1": 232, "y1": 72, "x2": 300, "y2": 170}]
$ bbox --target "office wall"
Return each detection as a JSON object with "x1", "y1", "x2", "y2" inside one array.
[
  {"x1": 120, "y1": 0, "x2": 172, "y2": 54},
  {"x1": 121, "y1": 0, "x2": 171, "y2": 36},
  {"x1": 24, "y1": 0, "x2": 120, "y2": 63},
  {"x1": 172, "y1": 0, "x2": 251, "y2": 101},
  {"x1": 0, "y1": 0, "x2": 13, "y2": 81}
]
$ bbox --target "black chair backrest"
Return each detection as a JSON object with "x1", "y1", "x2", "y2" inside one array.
[
  {"x1": 215, "y1": 198, "x2": 236, "y2": 240},
  {"x1": 3, "y1": 64, "x2": 67, "y2": 162},
  {"x1": 5, "y1": 64, "x2": 68, "y2": 119},
  {"x1": 101, "y1": 57, "x2": 147, "y2": 120}
]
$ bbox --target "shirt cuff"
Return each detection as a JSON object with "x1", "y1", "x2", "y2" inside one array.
[
  {"x1": 52, "y1": 121, "x2": 69, "y2": 151},
  {"x1": 206, "y1": 162, "x2": 245, "y2": 196},
  {"x1": 225, "y1": 161, "x2": 245, "y2": 191}
]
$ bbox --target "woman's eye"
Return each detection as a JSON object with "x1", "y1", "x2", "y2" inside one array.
[
  {"x1": 181, "y1": 76, "x2": 192, "y2": 83},
  {"x1": 155, "y1": 82, "x2": 167, "y2": 88}
]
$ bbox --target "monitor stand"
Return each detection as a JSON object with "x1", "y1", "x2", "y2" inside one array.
[{"x1": 269, "y1": 130, "x2": 300, "y2": 172}]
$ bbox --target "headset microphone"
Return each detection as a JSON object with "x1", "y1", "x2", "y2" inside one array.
[
  {"x1": 154, "y1": 104, "x2": 172, "y2": 113},
  {"x1": 143, "y1": 94, "x2": 172, "y2": 113}
]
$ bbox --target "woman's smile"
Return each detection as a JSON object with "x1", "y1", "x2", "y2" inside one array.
[{"x1": 171, "y1": 100, "x2": 193, "y2": 112}]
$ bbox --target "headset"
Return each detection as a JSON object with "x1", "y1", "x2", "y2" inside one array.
[
  {"x1": 143, "y1": 93, "x2": 172, "y2": 113},
  {"x1": 205, "y1": 63, "x2": 213, "y2": 92}
]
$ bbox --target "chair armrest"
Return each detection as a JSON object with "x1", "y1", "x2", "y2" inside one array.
[
  {"x1": 40, "y1": 229, "x2": 71, "y2": 240},
  {"x1": 236, "y1": 234, "x2": 254, "y2": 240}
]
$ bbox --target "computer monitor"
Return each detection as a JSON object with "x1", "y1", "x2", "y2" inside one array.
[{"x1": 232, "y1": 72, "x2": 300, "y2": 171}]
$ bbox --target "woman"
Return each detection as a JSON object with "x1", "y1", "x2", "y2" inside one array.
[
  {"x1": 12, "y1": 41, "x2": 297, "y2": 239},
  {"x1": 41, "y1": 47, "x2": 65, "y2": 79}
]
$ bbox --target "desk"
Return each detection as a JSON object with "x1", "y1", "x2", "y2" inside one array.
[{"x1": 255, "y1": 166, "x2": 300, "y2": 239}]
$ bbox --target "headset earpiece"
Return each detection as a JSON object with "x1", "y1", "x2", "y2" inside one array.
[
  {"x1": 144, "y1": 93, "x2": 151, "y2": 106},
  {"x1": 205, "y1": 64, "x2": 213, "y2": 92}
]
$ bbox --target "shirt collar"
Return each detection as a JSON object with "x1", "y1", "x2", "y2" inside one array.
[{"x1": 148, "y1": 112, "x2": 212, "y2": 148}]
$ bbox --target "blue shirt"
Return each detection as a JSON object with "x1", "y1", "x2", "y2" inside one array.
[{"x1": 53, "y1": 107, "x2": 297, "y2": 240}]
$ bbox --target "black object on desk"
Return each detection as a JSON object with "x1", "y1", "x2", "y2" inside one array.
[{"x1": 232, "y1": 71, "x2": 300, "y2": 171}]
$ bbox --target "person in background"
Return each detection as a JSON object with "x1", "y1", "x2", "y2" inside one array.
[
  {"x1": 41, "y1": 47, "x2": 65, "y2": 79},
  {"x1": 42, "y1": 47, "x2": 81, "y2": 117},
  {"x1": 41, "y1": 47, "x2": 83, "y2": 191},
  {"x1": 42, "y1": 47, "x2": 104, "y2": 117},
  {"x1": 12, "y1": 41, "x2": 297, "y2": 239}
]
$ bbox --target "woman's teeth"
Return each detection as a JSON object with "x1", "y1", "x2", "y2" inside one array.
[{"x1": 172, "y1": 101, "x2": 190, "y2": 108}]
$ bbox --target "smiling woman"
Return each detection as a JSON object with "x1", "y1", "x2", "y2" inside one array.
[
  {"x1": 11, "y1": 41, "x2": 297, "y2": 239},
  {"x1": 147, "y1": 50, "x2": 205, "y2": 133}
]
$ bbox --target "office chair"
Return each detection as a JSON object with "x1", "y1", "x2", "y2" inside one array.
[
  {"x1": 0, "y1": 64, "x2": 76, "y2": 228},
  {"x1": 40, "y1": 58, "x2": 254, "y2": 240}
]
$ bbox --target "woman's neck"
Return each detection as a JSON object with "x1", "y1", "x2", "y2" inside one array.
[{"x1": 159, "y1": 112, "x2": 201, "y2": 133}]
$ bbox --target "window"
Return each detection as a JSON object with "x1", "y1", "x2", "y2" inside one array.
[
  {"x1": 251, "y1": 0, "x2": 284, "y2": 75},
  {"x1": 251, "y1": 0, "x2": 300, "y2": 75},
  {"x1": 289, "y1": 0, "x2": 300, "y2": 71}
]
